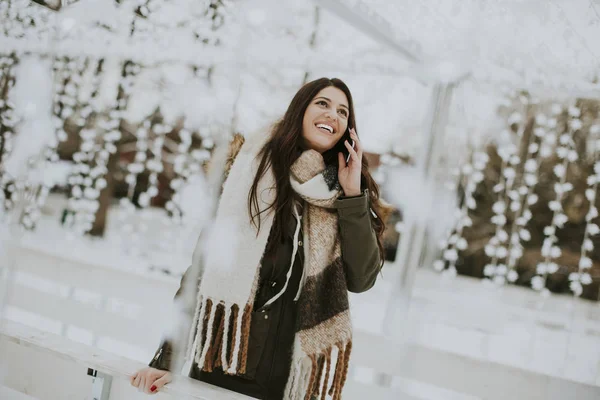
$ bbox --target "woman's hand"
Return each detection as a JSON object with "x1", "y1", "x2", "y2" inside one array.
[
  {"x1": 338, "y1": 128, "x2": 362, "y2": 197},
  {"x1": 130, "y1": 367, "x2": 172, "y2": 394}
]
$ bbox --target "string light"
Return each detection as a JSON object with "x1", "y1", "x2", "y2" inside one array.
[
  {"x1": 64, "y1": 57, "x2": 104, "y2": 234},
  {"x1": 570, "y1": 123, "x2": 600, "y2": 296},
  {"x1": 532, "y1": 104, "x2": 581, "y2": 296},
  {"x1": 434, "y1": 150, "x2": 488, "y2": 275},
  {"x1": 482, "y1": 95, "x2": 525, "y2": 285},
  {"x1": 502, "y1": 112, "x2": 556, "y2": 283},
  {"x1": 0, "y1": 53, "x2": 19, "y2": 212}
]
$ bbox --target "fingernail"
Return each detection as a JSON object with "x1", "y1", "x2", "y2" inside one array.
[{"x1": 150, "y1": 385, "x2": 157, "y2": 392}]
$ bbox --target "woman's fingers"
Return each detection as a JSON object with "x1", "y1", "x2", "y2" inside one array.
[
  {"x1": 150, "y1": 372, "x2": 173, "y2": 394},
  {"x1": 349, "y1": 128, "x2": 363, "y2": 159},
  {"x1": 144, "y1": 373, "x2": 157, "y2": 394},
  {"x1": 131, "y1": 367, "x2": 169, "y2": 394},
  {"x1": 133, "y1": 372, "x2": 141, "y2": 388},
  {"x1": 338, "y1": 151, "x2": 346, "y2": 171},
  {"x1": 344, "y1": 140, "x2": 359, "y2": 163}
]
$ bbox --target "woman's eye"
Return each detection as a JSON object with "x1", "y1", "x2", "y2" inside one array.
[
  {"x1": 317, "y1": 100, "x2": 327, "y2": 107},
  {"x1": 338, "y1": 109, "x2": 348, "y2": 117}
]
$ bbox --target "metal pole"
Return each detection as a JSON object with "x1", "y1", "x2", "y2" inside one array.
[{"x1": 383, "y1": 82, "x2": 455, "y2": 337}]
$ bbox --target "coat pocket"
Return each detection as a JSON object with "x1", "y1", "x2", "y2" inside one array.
[{"x1": 243, "y1": 309, "x2": 272, "y2": 379}]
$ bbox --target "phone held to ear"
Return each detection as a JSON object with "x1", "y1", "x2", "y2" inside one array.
[{"x1": 346, "y1": 139, "x2": 355, "y2": 165}]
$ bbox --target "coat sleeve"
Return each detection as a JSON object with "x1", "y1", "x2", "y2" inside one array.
[{"x1": 334, "y1": 191, "x2": 382, "y2": 293}]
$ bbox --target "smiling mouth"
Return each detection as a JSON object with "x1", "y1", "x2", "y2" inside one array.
[{"x1": 315, "y1": 123, "x2": 334, "y2": 134}]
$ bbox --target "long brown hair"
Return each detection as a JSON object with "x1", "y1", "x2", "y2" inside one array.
[{"x1": 248, "y1": 77, "x2": 386, "y2": 267}]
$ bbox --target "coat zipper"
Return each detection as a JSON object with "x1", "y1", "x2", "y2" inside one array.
[{"x1": 152, "y1": 347, "x2": 163, "y2": 363}]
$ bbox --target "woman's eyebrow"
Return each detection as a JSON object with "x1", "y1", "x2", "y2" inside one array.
[{"x1": 315, "y1": 96, "x2": 349, "y2": 110}]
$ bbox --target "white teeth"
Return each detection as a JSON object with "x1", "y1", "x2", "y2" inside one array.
[{"x1": 316, "y1": 123, "x2": 333, "y2": 133}]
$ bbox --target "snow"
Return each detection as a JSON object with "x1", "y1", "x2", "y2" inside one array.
[
  {"x1": 2, "y1": 1, "x2": 600, "y2": 396},
  {"x1": 1, "y1": 0, "x2": 569, "y2": 161},
  {"x1": 5, "y1": 1, "x2": 600, "y2": 91},
  {"x1": 177, "y1": 174, "x2": 208, "y2": 220},
  {"x1": 39, "y1": 160, "x2": 72, "y2": 187},
  {"x1": 57, "y1": 0, "x2": 129, "y2": 38},
  {"x1": 95, "y1": 57, "x2": 122, "y2": 111},
  {"x1": 125, "y1": 64, "x2": 238, "y2": 130},
  {"x1": 3, "y1": 56, "x2": 54, "y2": 180},
  {"x1": 366, "y1": 0, "x2": 600, "y2": 91}
]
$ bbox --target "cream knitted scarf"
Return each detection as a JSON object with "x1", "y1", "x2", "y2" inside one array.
[{"x1": 185, "y1": 133, "x2": 353, "y2": 400}]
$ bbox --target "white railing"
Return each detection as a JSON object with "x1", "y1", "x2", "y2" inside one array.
[
  {"x1": 3, "y1": 235, "x2": 600, "y2": 399},
  {"x1": 7, "y1": 241, "x2": 180, "y2": 358},
  {"x1": 349, "y1": 268, "x2": 600, "y2": 399},
  {"x1": 1, "y1": 320, "x2": 253, "y2": 400},
  {"x1": 0, "y1": 384, "x2": 37, "y2": 400},
  {"x1": 350, "y1": 330, "x2": 600, "y2": 400}
]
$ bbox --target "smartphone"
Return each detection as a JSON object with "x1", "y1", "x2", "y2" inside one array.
[{"x1": 346, "y1": 139, "x2": 355, "y2": 165}]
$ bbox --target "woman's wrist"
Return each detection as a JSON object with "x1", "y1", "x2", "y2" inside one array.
[{"x1": 342, "y1": 187, "x2": 362, "y2": 197}]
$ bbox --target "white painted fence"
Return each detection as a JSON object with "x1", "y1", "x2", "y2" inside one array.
[
  {"x1": 6, "y1": 240, "x2": 180, "y2": 359},
  {"x1": 2, "y1": 233, "x2": 600, "y2": 399},
  {"x1": 1, "y1": 237, "x2": 252, "y2": 400},
  {"x1": 348, "y1": 268, "x2": 600, "y2": 399},
  {"x1": 0, "y1": 384, "x2": 37, "y2": 400},
  {"x1": 1, "y1": 320, "x2": 254, "y2": 400}
]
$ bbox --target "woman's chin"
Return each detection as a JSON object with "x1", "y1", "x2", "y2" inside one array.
[{"x1": 305, "y1": 138, "x2": 335, "y2": 153}]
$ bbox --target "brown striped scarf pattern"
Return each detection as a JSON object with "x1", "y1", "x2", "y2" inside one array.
[{"x1": 185, "y1": 133, "x2": 353, "y2": 400}]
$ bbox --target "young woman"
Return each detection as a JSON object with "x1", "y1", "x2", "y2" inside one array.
[{"x1": 131, "y1": 77, "x2": 386, "y2": 400}]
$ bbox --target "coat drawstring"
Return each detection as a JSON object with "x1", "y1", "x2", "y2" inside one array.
[{"x1": 261, "y1": 203, "x2": 303, "y2": 308}]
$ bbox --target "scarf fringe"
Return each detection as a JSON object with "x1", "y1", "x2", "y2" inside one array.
[
  {"x1": 185, "y1": 296, "x2": 253, "y2": 376},
  {"x1": 285, "y1": 340, "x2": 352, "y2": 400}
]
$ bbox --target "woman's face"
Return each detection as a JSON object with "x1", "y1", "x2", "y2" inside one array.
[{"x1": 301, "y1": 86, "x2": 350, "y2": 153}]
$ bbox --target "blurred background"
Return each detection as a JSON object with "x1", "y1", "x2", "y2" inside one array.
[{"x1": 1, "y1": 1, "x2": 600, "y2": 399}]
